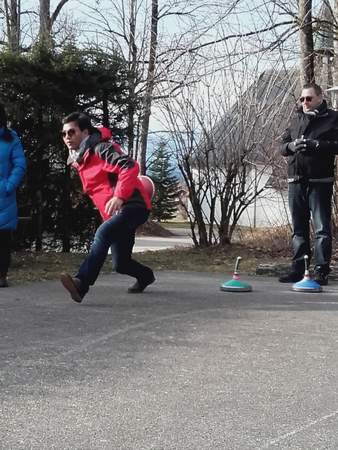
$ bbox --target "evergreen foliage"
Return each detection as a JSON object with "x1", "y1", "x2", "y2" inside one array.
[
  {"x1": 149, "y1": 142, "x2": 179, "y2": 222},
  {"x1": 0, "y1": 47, "x2": 129, "y2": 251}
]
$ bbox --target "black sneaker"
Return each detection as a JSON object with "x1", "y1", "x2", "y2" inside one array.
[
  {"x1": 278, "y1": 272, "x2": 303, "y2": 283},
  {"x1": 128, "y1": 274, "x2": 156, "y2": 293},
  {"x1": 313, "y1": 272, "x2": 329, "y2": 286},
  {"x1": 0, "y1": 277, "x2": 8, "y2": 288},
  {"x1": 60, "y1": 273, "x2": 85, "y2": 303}
]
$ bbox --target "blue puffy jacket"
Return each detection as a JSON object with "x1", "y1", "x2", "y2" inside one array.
[{"x1": 0, "y1": 128, "x2": 26, "y2": 230}]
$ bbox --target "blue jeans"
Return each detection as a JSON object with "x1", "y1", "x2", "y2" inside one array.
[
  {"x1": 288, "y1": 181, "x2": 333, "y2": 274},
  {"x1": 76, "y1": 207, "x2": 153, "y2": 294}
]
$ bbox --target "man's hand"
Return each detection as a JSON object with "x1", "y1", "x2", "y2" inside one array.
[
  {"x1": 105, "y1": 197, "x2": 124, "y2": 216},
  {"x1": 288, "y1": 138, "x2": 319, "y2": 153},
  {"x1": 287, "y1": 138, "x2": 307, "y2": 153},
  {"x1": 299, "y1": 139, "x2": 319, "y2": 152}
]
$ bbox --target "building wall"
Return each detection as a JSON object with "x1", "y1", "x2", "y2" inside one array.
[
  {"x1": 237, "y1": 188, "x2": 289, "y2": 227},
  {"x1": 188, "y1": 166, "x2": 290, "y2": 228}
]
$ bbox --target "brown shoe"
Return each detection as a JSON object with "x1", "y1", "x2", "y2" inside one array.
[{"x1": 60, "y1": 273, "x2": 84, "y2": 303}]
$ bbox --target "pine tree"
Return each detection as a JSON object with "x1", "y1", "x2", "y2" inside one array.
[
  {"x1": 0, "y1": 46, "x2": 129, "y2": 251},
  {"x1": 149, "y1": 141, "x2": 179, "y2": 222}
]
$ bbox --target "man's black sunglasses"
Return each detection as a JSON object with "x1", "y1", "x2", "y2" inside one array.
[
  {"x1": 61, "y1": 128, "x2": 76, "y2": 138},
  {"x1": 299, "y1": 96, "x2": 313, "y2": 103}
]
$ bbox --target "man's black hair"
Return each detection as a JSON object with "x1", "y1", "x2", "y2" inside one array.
[
  {"x1": 302, "y1": 83, "x2": 323, "y2": 96},
  {"x1": 63, "y1": 112, "x2": 97, "y2": 134},
  {"x1": 0, "y1": 103, "x2": 13, "y2": 142}
]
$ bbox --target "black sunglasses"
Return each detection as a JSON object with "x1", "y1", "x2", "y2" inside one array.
[
  {"x1": 61, "y1": 128, "x2": 76, "y2": 138},
  {"x1": 299, "y1": 96, "x2": 313, "y2": 103}
]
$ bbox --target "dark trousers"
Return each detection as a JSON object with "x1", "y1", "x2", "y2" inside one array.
[
  {"x1": 0, "y1": 229, "x2": 12, "y2": 276},
  {"x1": 288, "y1": 181, "x2": 333, "y2": 274},
  {"x1": 76, "y1": 207, "x2": 153, "y2": 294}
]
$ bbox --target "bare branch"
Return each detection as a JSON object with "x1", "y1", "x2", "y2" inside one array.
[{"x1": 51, "y1": 0, "x2": 71, "y2": 25}]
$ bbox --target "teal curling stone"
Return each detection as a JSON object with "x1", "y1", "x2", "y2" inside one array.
[{"x1": 220, "y1": 275, "x2": 252, "y2": 292}]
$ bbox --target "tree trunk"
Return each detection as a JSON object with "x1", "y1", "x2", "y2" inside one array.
[
  {"x1": 39, "y1": 0, "x2": 69, "y2": 48},
  {"x1": 4, "y1": 0, "x2": 20, "y2": 52},
  {"x1": 102, "y1": 93, "x2": 109, "y2": 127},
  {"x1": 61, "y1": 164, "x2": 71, "y2": 252},
  {"x1": 39, "y1": 0, "x2": 52, "y2": 46},
  {"x1": 188, "y1": 186, "x2": 208, "y2": 247},
  {"x1": 299, "y1": 0, "x2": 315, "y2": 84},
  {"x1": 34, "y1": 109, "x2": 44, "y2": 251},
  {"x1": 127, "y1": 0, "x2": 137, "y2": 157},
  {"x1": 138, "y1": 0, "x2": 158, "y2": 174}
]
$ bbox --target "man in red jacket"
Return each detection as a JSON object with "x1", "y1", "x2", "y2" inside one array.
[{"x1": 60, "y1": 112, "x2": 155, "y2": 303}]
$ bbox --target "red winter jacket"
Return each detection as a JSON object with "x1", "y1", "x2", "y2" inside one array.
[{"x1": 69, "y1": 132, "x2": 151, "y2": 221}]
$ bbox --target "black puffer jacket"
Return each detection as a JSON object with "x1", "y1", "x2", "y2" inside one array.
[{"x1": 280, "y1": 100, "x2": 338, "y2": 180}]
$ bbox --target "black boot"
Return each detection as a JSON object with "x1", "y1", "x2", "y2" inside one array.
[
  {"x1": 278, "y1": 271, "x2": 303, "y2": 283},
  {"x1": 0, "y1": 276, "x2": 8, "y2": 288},
  {"x1": 313, "y1": 271, "x2": 329, "y2": 286},
  {"x1": 128, "y1": 273, "x2": 156, "y2": 293}
]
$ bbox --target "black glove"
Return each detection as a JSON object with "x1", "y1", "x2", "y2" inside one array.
[
  {"x1": 287, "y1": 138, "x2": 307, "y2": 153},
  {"x1": 288, "y1": 138, "x2": 319, "y2": 153},
  {"x1": 301, "y1": 139, "x2": 319, "y2": 152}
]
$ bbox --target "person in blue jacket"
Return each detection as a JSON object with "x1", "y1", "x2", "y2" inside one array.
[{"x1": 0, "y1": 104, "x2": 26, "y2": 287}]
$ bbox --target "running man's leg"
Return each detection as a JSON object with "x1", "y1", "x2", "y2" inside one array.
[
  {"x1": 110, "y1": 207, "x2": 154, "y2": 290},
  {"x1": 76, "y1": 207, "x2": 152, "y2": 292}
]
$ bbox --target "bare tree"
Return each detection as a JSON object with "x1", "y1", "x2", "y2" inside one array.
[
  {"x1": 299, "y1": 0, "x2": 315, "y2": 83},
  {"x1": 126, "y1": 0, "x2": 138, "y2": 156},
  {"x1": 0, "y1": 0, "x2": 72, "y2": 50},
  {"x1": 3, "y1": 0, "x2": 20, "y2": 52},
  {"x1": 138, "y1": 0, "x2": 158, "y2": 174},
  {"x1": 76, "y1": 1, "x2": 298, "y2": 170},
  {"x1": 161, "y1": 47, "x2": 298, "y2": 246},
  {"x1": 39, "y1": 0, "x2": 71, "y2": 46},
  {"x1": 58, "y1": 0, "x2": 323, "y2": 185},
  {"x1": 78, "y1": 0, "x2": 220, "y2": 164}
]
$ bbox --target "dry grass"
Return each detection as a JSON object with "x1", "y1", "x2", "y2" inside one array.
[
  {"x1": 9, "y1": 245, "x2": 287, "y2": 285},
  {"x1": 236, "y1": 225, "x2": 292, "y2": 257},
  {"x1": 9, "y1": 225, "x2": 338, "y2": 285},
  {"x1": 9, "y1": 226, "x2": 293, "y2": 285},
  {"x1": 136, "y1": 244, "x2": 290, "y2": 274}
]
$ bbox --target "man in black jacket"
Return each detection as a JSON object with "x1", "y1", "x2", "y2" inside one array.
[{"x1": 279, "y1": 83, "x2": 338, "y2": 285}]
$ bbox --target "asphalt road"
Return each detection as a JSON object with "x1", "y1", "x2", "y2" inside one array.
[{"x1": 1, "y1": 272, "x2": 338, "y2": 449}]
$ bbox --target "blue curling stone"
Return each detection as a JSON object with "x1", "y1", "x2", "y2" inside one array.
[{"x1": 292, "y1": 277, "x2": 322, "y2": 292}]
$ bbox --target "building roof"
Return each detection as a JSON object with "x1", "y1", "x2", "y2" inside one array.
[
  {"x1": 314, "y1": 1, "x2": 334, "y2": 54},
  {"x1": 197, "y1": 69, "x2": 299, "y2": 168}
]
